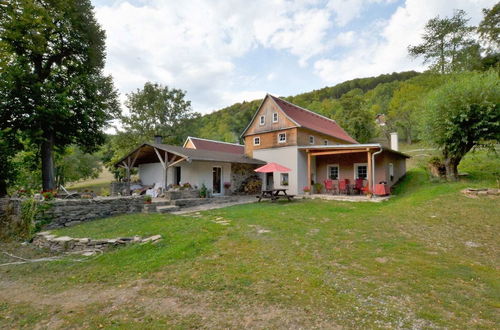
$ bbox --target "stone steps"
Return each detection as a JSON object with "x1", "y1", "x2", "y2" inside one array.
[{"x1": 156, "y1": 205, "x2": 180, "y2": 213}]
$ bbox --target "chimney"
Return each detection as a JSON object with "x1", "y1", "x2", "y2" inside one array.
[
  {"x1": 154, "y1": 135, "x2": 163, "y2": 144},
  {"x1": 390, "y1": 132, "x2": 399, "y2": 151}
]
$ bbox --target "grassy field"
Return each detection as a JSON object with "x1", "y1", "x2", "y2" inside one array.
[{"x1": 0, "y1": 150, "x2": 499, "y2": 328}]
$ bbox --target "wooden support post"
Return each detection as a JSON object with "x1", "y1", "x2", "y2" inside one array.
[
  {"x1": 307, "y1": 152, "x2": 311, "y2": 188},
  {"x1": 164, "y1": 152, "x2": 169, "y2": 190},
  {"x1": 367, "y1": 151, "x2": 372, "y2": 192}
]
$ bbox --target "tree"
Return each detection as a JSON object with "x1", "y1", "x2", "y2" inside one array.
[
  {"x1": 408, "y1": 9, "x2": 478, "y2": 73},
  {"x1": 423, "y1": 71, "x2": 500, "y2": 180},
  {"x1": 0, "y1": 129, "x2": 21, "y2": 196},
  {"x1": 0, "y1": 0, "x2": 120, "y2": 191},
  {"x1": 55, "y1": 146, "x2": 102, "y2": 187},
  {"x1": 478, "y1": 3, "x2": 500, "y2": 54},
  {"x1": 121, "y1": 82, "x2": 198, "y2": 145},
  {"x1": 335, "y1": 89, "x2": 375, "y2": 143}
]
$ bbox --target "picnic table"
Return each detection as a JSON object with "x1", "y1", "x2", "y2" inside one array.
[{"x1": 257, "y1": 189, "x2": 295, "y2": 202}]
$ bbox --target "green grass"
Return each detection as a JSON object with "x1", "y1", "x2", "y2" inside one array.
[{"x1": 1, "y1": 150, "x2": 499, "y2": 328}]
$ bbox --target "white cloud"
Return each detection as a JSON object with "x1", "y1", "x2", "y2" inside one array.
[{"x1": 314, "y1": 0, "x2": 496, "y2": 85}]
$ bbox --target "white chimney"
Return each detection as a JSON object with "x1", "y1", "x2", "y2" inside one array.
[{"x1": 390, "y1": 132, "x2": 399, "y2": 151}]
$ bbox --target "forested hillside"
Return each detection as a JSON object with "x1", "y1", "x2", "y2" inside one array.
[{"x1": 182, "y1": 71, "x2": 420, "y2": 144}]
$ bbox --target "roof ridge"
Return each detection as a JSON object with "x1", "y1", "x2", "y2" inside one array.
[
  {"x1": 188, "y1": 136, "x2": 242, "y2": 146},
  {"x1": 269, "y1": 94, "x2": 338, "y2": 124}
]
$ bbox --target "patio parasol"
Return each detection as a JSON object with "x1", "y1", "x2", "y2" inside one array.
[{"x1": 254, "y1": 162, "x2": 291, "y2": 173}]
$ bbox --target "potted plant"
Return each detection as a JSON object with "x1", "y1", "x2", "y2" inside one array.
[
  {"x1": 199, "y1": 184, "x2": 208, "y2": 198},
  {"x1": 144, "y1": 195, "x2": 152, "y2": 204},
  {"x1": 313, "y1": 183, "x2": 323, "y2": 194},
  {"x1": 303, "y1": 186, "x2": 311, "y2": 195}
]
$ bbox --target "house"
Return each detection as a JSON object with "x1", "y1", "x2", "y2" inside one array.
[
  {"x1": 241, "y1": 94, "x2": 409, "y2": 195},
  {"x1": 116, "y1": 94, "x2": 408, "y2": 195},
  {"x1": 115, "y1": 138, "x2": 263, "y2": 195}
]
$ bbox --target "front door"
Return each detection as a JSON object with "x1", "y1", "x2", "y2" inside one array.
[
  {"x1": 174, "y1": 166, "x2": 181, "y2": 185},
  {"x1": 212, "y1": 167, "x2": 221, "y2": 194}
]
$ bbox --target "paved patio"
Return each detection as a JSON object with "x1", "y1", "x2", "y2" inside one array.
[{"x1": 302, "y1": 194, "x2": 390, "y2": 202}]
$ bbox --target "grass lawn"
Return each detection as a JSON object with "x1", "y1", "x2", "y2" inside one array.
[{"x1": 0, "y1": 151, "x2": 499, "y2": 328}]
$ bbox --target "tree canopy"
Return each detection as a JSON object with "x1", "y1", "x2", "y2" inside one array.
[
  {"x1": 0, "y1": 0, "x2": 120, "y2": 191},
  {"x1": 423, "y1": 70, "x2": 500, "y2": 180},
  {"x1": 408, "y1": 9, "x2": 478, "y2": 74}
]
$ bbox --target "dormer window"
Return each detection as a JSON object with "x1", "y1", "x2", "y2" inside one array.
[
  {"x1": 259, "y1": 115, "x2": 265, "y2": 125},
  {"x1": 309, "y1": 136, "x2": 315, "y2": 144},
  {"x1": 278, "y1": 133, "x2": 286, "y2": 143},
  {"x1": 253, "y1": 137, "x2": 261, "y2": 145},
  {"x1": 272, "y1": 112, "x2": 278, "y2": 123}
]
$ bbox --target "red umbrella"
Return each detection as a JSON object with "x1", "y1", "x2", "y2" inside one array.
[{"x1": 254, "y1": 162, "x2": 291, "y2": 173}]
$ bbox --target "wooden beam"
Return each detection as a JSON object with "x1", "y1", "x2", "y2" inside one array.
[
  {"x1": 129, "y1": 150, "x2": 140, "y2": 168},
  {"x1": 168, "y1": 157, "x2": 186, "y2": 168},
  {"x1": 367, "y1": 151, "x2": 372, "y2": 192},
  {"x1": 164, "y1": 152, "x2": 169, "y2": 189},
  {"x1": 309, "y1": 149, "x2": 368, "y2": 157},
  {"x1": 307, "y1": 152, "x2": 311, "y2": 188},
  {"x1": 153, "y1": 147, "x2": 166, "y2": 169}
]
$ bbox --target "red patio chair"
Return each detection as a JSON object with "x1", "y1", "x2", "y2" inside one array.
[
  {"x1": 324, "y1": 180, "x2": 333, "y2": 194},
  {"x1": 354, "y1": 178, "x2": 364, "y2": 195},
  {"x1": 339, "y1": 179, "x2": 348, "y2": 194}
]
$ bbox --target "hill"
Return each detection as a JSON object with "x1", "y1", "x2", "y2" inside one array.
[{"x1": 182, "y1": 71, "x2": 420, "y2": 143}]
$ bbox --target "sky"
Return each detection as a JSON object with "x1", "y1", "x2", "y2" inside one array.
[{"x1": 91, "y1": 0, "x2": 496, "y2": 116}]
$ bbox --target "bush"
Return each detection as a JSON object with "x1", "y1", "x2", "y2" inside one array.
[{"x1": 313, "y1": 183, "x2": 323, "y2": 193}]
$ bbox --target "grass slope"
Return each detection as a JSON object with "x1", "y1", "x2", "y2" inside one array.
[{"x1": 0, "y1": 152, "x2": 499, "y2": 328}]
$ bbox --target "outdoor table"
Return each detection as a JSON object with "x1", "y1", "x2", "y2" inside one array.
[{"x1": 257, "y1": 189, "x2": 294, "y2": 202}]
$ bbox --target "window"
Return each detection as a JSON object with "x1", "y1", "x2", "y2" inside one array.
[
  {"x1": 309, "y1": 135, "x2": 315, "y2": 144},
  {"x1": 354, "y1": 163, "x2": 368, "y2": 179},
  {"x1": 388, "y1": 163, "x2": 394, "y2": 181},
  {"x1": 253, "y1": 137, "x2": 260, "y2": 145},
  {"x1": 278, "y1": 132, "x2": 286, "y2": 143},
  {"x1": 280, "y1": 173, "x2": 289, "y2": 186},
  {"x1": 259, "y1": 115, "x2": 265, "y2": 125},
  {"x1": 327, "y1": 165, "x2": 339, "y2": 180},
  {"x1": 324, "y1": 139, "x2": 328, "y2": 145},
  {"x1": 272, "y1": 112, "x2": 278, "y2": 123}
]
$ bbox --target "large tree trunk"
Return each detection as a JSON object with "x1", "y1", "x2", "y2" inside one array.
[
  {"x1": 41, "y1": 132, "x2": 55, "y2": 191},
  {"x1": 0, "y1": 179, "x2": 7, "y2": 197},
  {"x1": 444, "y1": 157, "x2": 460, "y2": 181}
]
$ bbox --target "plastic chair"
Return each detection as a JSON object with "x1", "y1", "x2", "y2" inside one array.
[
  {"x1": 324, "y1": 180, "x2": 333, "y2": 194},
  {"x1": 339, "y1": 180, "x2": 348, "y2": 194}
]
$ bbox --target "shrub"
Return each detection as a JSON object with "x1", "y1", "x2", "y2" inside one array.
[
  {"x1": 200, "y1": 184, "x2": 208, "y2": 198},
  {"x1": 313, "y1": 183, "x2": 323, "y2": 193}
]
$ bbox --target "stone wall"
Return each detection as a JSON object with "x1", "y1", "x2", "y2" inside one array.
[
  {"x1": 110, "y1": 182, "x2": 129, "y2": 196},
  {"x1": 1, "y1": 196, "x2": 144, "y2": 233},
  {"x1": 40, "y1": 196, "x2": 144, "y2": 229},
  {"x1": 33, "y1": 231, "x2": 162, "y2": 253}
]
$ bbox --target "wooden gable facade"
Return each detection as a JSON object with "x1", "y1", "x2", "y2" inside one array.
[{"x1": 242, "y1": 95, "x2": 355, "y2": 157}]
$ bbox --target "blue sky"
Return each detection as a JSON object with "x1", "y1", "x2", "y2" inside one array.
[{"x1": 91, "y1": 0, "x2": 495, "y2": 116}]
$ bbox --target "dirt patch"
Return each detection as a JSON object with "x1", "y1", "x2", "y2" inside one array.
[{"x1": 0, "y1": 278, "x2": 339, "y2": 329}]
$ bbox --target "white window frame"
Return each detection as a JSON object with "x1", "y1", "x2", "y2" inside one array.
[
  {"x1": 278, "y1": 132, "x2": 286, "y2": 143},
  {"x1": 388, "y1": 163, "x2": 394, "y2": 181},
  {"x1": 309, "y1": 135, "x2": 315, "y2": 144},
  {"x1": 354, "y1": 163, "x2": 368, "y2": 180},
  {"x1": 326, "y1": 164, "x2": 339, "y2": 180},
  {"x1": 324, "y1": 139, "x2": 328, "y2": 145},
  {"x1": 259, "y1": 115, "x2": 265, "y2": 125},
  {"x1": 272, "y1": 112, "x2": 278, "y2": 123},
  {"x1": 280, "y1": 173, "x2": 289, "y2": 186},
  {"x1": 253, "y1": 136, "x2": 260, "y2": 146}
]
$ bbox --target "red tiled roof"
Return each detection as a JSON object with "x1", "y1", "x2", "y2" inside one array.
[
  {"x1": 269, "y1": 95, "x2": 358, "y2": 144},
  {"x1": 187, "y1": 137, "x2": 244, "y2": 154}
]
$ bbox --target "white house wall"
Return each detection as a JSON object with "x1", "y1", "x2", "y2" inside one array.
[
  {"x1": 253, "y1": 146, "x2": 300, "y2": 195},
  {"x1": 138, "y1": 161, "x2": 231, "y2": 195}
]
